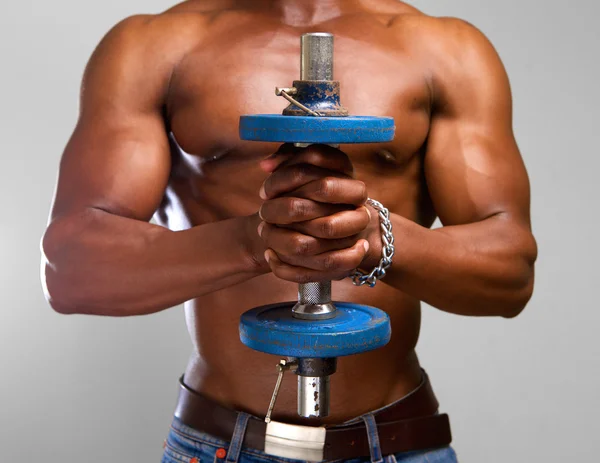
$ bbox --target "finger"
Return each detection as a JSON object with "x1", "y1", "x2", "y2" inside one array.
[
  {"x1": 291, "y1": 177, "x2": 368, "y2": 206},
  {"x1": 259, "y1": 223, "x2": 359, "y2": 256},
  {"x1": 277, "y1": 240, "x2": 370, "y2": 272},
  {"x1": 288, "y1": 207, "x2": 371, "y2": 239},
  {"x1": 259, "y1": 197, "x2": 351, "y2": 224},
  {"x1": 260, "y1": 164, "x2": 351, "y2": 200},
  {"x1": 259, "y1": 144, "x2": 296, "y2": 173},
  {"x1": 278, "y1": 144, "x2": 355, "y2": 175},
  {"x1": 265, "y1": 242, "x2": 368, "y2": 284},
  {"x1": 261, "y1": 144, "x2": 354, "y2": 176}
]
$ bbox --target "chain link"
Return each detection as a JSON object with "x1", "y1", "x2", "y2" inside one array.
[{"x1": 351, "y1": 198, "x2": 395, "y2": 288}]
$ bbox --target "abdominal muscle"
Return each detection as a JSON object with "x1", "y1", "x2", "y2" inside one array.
[{"x1": 181, "y1": 271, "x2": 424, "y2": 425}]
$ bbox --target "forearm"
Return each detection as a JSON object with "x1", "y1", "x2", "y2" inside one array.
[
  {"x1": 42, "y1": 208, "x2": 266, "y2": 316},
  {"x1": 379, "y1": 213, "x2": 537, "y2": 318}
]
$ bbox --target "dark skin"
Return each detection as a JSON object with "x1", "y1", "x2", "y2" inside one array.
[{"x1": 41, "y1": 0, "x2": 537, "y2": 424}]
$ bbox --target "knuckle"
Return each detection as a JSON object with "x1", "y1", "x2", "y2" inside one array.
[
  {"x1": 306, "y1": 148, "x2": 325, "y2": 164},
  {"x1": 292, "y1": 235, "x2": 311, "y2": 255},
  {"x1": 322, "y1": 255, "x2": 339, "y2": 271},
  {"x1": 317, "y1": 177, "x2": 336, "y2": 198},
  {"x1": 288, "y1": 198, "x2": 307, "y2": 219},
  {"x1": 320, "y1": 218, "x2": 337, "y2": 238},
  {"x1": 292, "y1": 164, "x2": 311, "y2": 184}
]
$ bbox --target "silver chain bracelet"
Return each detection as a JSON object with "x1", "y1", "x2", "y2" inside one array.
[{"x1": 351, "y1": 198, "x2": 395, "y2": 287}]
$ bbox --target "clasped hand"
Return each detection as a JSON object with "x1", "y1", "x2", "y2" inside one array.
[{"x1": 257, "y1": 144, "x2": 380, "y2": 283}]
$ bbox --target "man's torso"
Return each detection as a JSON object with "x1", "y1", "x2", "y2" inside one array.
[{"x1": 151, "y1": 0, "x2": 441, "y2": 424}]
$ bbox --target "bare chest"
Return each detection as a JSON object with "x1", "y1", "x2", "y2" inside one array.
[{"x1": 161, "y1": 24, "x2": 435, "y2": 225}]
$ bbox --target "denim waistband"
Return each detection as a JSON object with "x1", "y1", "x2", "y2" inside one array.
[{"x1": 165, "y1": 368, "x2": 440, "y2": 463}]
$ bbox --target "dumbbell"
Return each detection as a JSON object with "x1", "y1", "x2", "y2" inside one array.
[{"x1": 239, "y1": 32, "x2": 395, "y2": 420}]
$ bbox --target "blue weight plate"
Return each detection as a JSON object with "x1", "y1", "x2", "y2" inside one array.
[
  {"x1": 239, "y1": 302, "x2": 391, "y2": 358},
  {"x1": 239, "y1": 115, "x2": 395, "y2": 144}
]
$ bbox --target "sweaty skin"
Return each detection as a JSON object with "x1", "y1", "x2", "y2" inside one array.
[{"x1": 42, "y1": 0, "x2": 537, "y2": 424}]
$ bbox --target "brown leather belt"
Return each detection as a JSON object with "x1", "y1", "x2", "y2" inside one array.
[{"x1": 174, "y1": 372, "x2": 452, "y2": 460}]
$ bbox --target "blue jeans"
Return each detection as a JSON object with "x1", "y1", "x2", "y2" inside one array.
[{"x1": 162, "y1": 415, "x2": 458, "y2": 463}]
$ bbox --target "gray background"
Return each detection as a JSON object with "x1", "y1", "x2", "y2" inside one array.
[{"x1": 1, "y1": 1, "x2": 598, "y2": 462}]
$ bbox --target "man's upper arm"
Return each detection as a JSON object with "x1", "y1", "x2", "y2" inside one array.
[
  {"x1": 423, "y1": 19, "x2": 532, "y2": 230},
  {"x1": 51, "y1": 15, "x2": 185, "y2": 222}
]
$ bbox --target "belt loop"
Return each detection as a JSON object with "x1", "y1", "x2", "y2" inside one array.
[
  {"x1": 226, "y1": 412, "x2": 251, "y2": 463},
  {"x1": 361, "y1": 413, "x2": 383, "y2": 463}
]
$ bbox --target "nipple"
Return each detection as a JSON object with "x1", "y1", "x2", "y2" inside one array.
[{"x1": 377, "y1": 149, "x2": 398, "y2": 164}]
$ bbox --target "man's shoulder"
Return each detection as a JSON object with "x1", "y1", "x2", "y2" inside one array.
[
  {"x1": 391, "y1": 14, "x2": 493, "y2": 58},
  {"x1": 83, "y1": 8, "x2": 222, "y2": 99},
  {"x1": 79, "y1": 9, "x2": 224, "y2": 110},
  {"x1": 391, "y1": 14, "x2": 506, "y2": 100},
  {"x1": 109, "y1": 0, "x2": 250, "y2": 45},
  {"x1": 98, "y1": 11, "x2": 212, "y2": 62}
]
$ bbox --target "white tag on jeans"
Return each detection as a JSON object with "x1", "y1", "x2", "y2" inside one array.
[{"x1": 264, "y1": 421, "x2": 326, "y2": 462}]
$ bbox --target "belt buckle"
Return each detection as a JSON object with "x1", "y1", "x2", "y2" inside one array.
[{"x1": 265, "y1": 421, "x2": 326, "y2": 462}]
